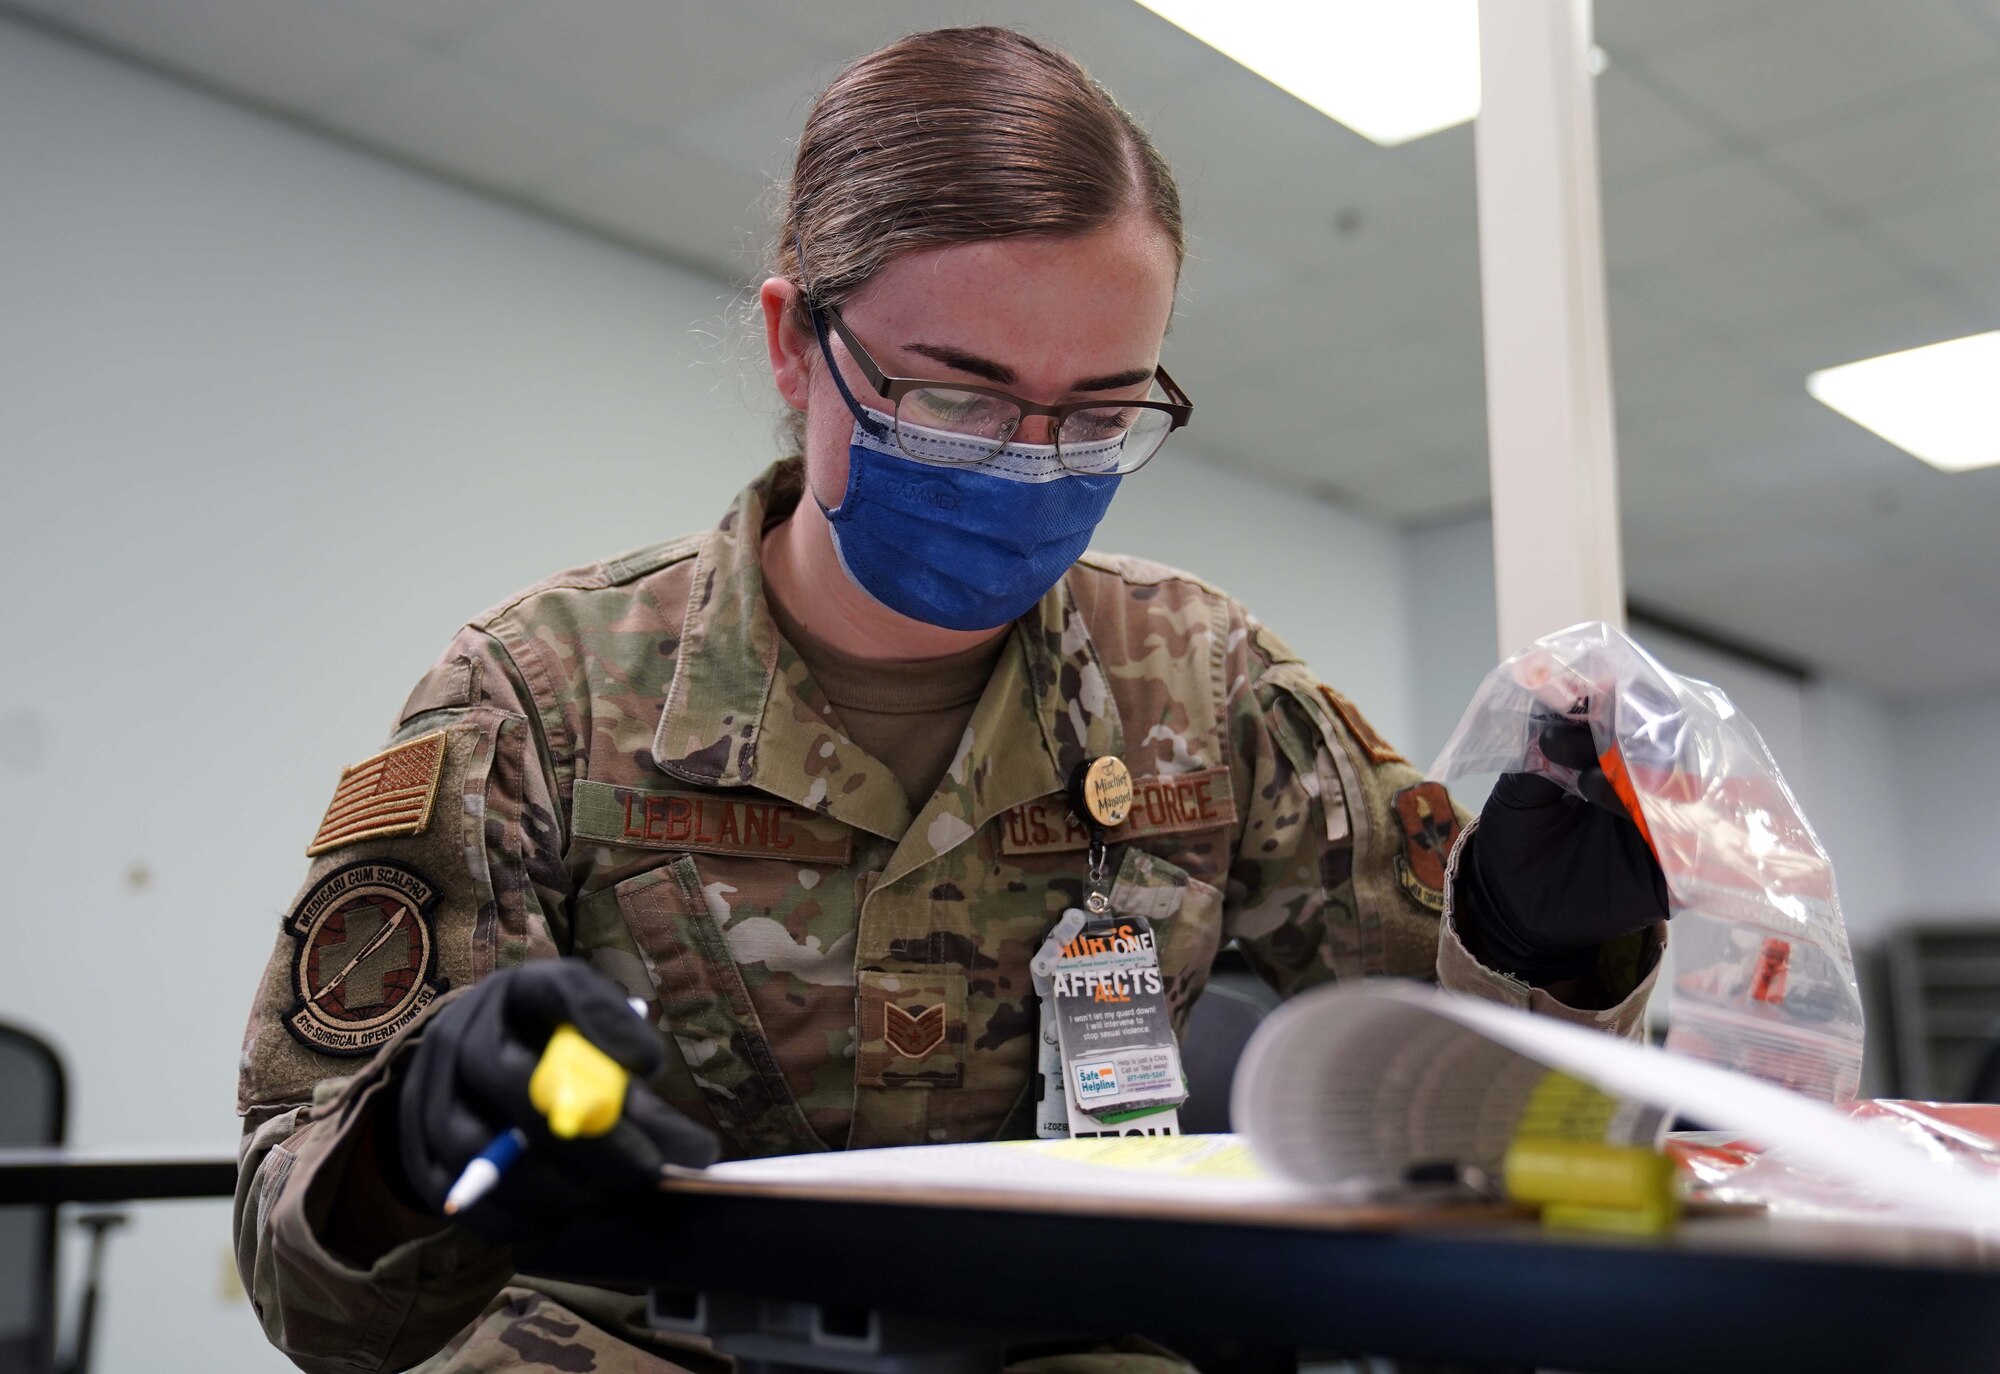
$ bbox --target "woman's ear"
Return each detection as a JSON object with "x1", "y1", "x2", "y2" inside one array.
[{"x1": 760, "y1": 277, "x2": 812, "y2": 413}]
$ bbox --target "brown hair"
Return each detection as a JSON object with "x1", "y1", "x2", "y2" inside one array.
[{"x1": 774, "y1": 27, "x2": 1183, "y2": 380}]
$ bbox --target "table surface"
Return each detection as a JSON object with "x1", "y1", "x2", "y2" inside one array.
[
  {"x1": 526, "y1": 1175, "x2": 2000, "y2": 1374},
  {"x1": 0, "y1": 1147, "x2": 239, "y2": 1205},
  {"x1": 9, "y1": 1149, "x2": 1999, "y2": 1371}
]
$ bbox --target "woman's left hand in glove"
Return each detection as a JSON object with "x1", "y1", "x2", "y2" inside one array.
[{"x1": 1452, "y1": 721, "x2": 1670, "y2": 985}]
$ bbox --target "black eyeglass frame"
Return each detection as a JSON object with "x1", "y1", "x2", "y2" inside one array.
[{"x1": 807, "y1": 301, "x2": 1193, "y2": 474}]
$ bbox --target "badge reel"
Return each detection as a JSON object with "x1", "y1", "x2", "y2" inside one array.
[{"x1": 1031, "y1": 757, "x2": 1186, "y2": 1138}]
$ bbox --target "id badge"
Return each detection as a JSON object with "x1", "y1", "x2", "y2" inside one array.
[
  {"x1": 1049, "y1": 910, "x2": 1187, "y2": 1122},
  {"x1": 1067, "y1": 1095, "x2": 1181, "y2": 1138},
  {"x1": 1031, "y1": 909, "x2": 1085, "y2": 1138}
]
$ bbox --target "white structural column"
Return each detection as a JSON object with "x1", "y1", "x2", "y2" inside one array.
[{"x1": 1474, "y1": 0, "x2": 1625, "y2": 656}]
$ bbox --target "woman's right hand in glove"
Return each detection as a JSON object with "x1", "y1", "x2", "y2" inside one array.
[{"x1": 388, "y1": 958, "x2": 719, "y2": 1242}]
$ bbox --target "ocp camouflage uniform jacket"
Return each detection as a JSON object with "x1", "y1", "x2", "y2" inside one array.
[{"x1": 235, "y1": 459, "x2": 1657, "y2": 1373}]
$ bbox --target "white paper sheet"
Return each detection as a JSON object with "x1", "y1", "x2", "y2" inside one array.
[
  {"x1": 1234, "y1": 981, "x2": 2000, "y2": 1232},
  {"x1": 688, "y1": 1133, "x2": 1304, "y2": 1205}
]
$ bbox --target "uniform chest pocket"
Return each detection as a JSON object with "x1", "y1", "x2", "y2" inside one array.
[
  {"x1": 1106, "y1": 847, "x2": 1225, "y2": 1031},
  {"x1": 610, "y1": 857, "x2": 836, "y2": 1158}
]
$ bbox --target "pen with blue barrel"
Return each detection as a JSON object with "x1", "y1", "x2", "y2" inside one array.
[
  {"x1": 443, "y1": 1128, "x2": 528, "y2": 1216},
  {"x1": 442, "y1": 996, "x2": 651, "y2": 1218}
]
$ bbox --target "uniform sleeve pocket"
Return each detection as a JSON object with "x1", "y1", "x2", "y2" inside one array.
[{"x1": 611, "y1": 859, "x2": 826, "y2": 1157}]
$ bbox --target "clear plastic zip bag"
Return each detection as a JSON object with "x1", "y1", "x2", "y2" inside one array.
[{"x1": 1429, "y1": 621, "x2": 1865, "y2": 1103}]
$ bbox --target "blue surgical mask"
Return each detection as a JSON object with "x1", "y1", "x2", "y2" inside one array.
[{"x1": 815, "y1": 404, "x2": 1123, "y2": 632}]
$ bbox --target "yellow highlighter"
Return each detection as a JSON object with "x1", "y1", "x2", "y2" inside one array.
[
  {"x1": 442, "y1": 998, "x2": 646, "y2": 1216},
  {"x1": 1501, "y1": 1069, "x2": 1680, "y2": 1237},
  {"x1": 1504, "y1": 1138, "x2": 1680, "y2": 1237},
  {"x1": 529, "y1": 1023, "x2": 633, "y2": 1139}
]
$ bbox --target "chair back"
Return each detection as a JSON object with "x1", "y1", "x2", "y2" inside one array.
[
  {"x1": 0, "y1": 1022, "x2": 67, "y2": 1374},
  {"x1": 1178, "y1": 961, "x2": 1278, "y2": 1135}
]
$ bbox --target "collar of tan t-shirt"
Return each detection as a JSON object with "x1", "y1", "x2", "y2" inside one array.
[{"x1": 763, "y1": 587, "x2": 1009, "y2": 807}]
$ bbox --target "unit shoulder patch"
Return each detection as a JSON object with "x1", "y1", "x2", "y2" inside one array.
[
  {"x1": 1318, "y1": 685, "x2": 1406, "y2": 766},
  {"x1": 306, "y1": 732, "x2": 447, "y2": 857},
  {"x1": 1391, "y1": 782, "x2": 1460, "y2": 913},
  {"x1": 283, "y1": 860, "x2": 446, "y2": 1056}
]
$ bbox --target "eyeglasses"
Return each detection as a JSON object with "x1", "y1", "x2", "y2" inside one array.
[{"x1": 809, "y1": 303, "x2": 1192, "y2": 476}]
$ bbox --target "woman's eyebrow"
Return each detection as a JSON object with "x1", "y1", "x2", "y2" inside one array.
[{"x1": 904, "y1": 341, "x2": 1155, "y2": 393}]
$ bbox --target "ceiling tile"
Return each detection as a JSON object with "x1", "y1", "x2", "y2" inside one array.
[
  {"x1": 1380, "y1": 120, "x2": 1476, "y2": 193},
  {"x1": 1171, "y1": 245, "x2": 1288, "y2": 330},
  {"x1": 1862, "y1": 181, "x2": 2000, "y2": 287},
  {"x1": 1607, "y1": 280, "x2": 1715, "y2": 367},
  {"x1": 666, "y1": 64, "x2": 827, "y2": 181},
  {"x1": 458, "y1": 1, "x2": 823, "y2": 135},
  {"x1": 62, "y1": 0, "x2": 423, "y2": 109},
  {"x1": 1611, "y1": 334, "x2": 1779, "y2": 432},
  {"x1": 1141, "y1": 63, "x2": 1473, "y2": 276},
  {"x1": 752, "y1": 0, "x2": 1232, "y2": 94},
  {"x1": 1593, "y1": 0, "x2": 1816, "y2": 57},
  {"x1": 1727, "y1": 279, "x2": 1990, "y2": 380},
  {"x1": 1636, "y1": 0, "x2": 1995, "y2": 138},
  {"x1": 535, "y1": 137, "x2": 776, "y2": 282},
  {"x1": 1595, "y1": 64, "x2": 1721, "y2": 186},
  {"x1": 325, "y1": 0, "x2": 510, "y2": 47},
  {"x1": 1603, "y1": 154, "x2": 1821, "y2": 270},
  {"x1": 1196, "y1": 259, "x2": 1479, "y2": 403},
  {"x1": 986, "y1": 0, "x2": 1233, "y2": 96},
  {"x1": 1760, "y1": 70, "x2": 2000, "y2": 211},
  {"x1": 1617, "y1": 229, "x2": 1907, "y2": 332},
  {"x1": 321, "y1": 55, "x2": 625, "y2": 191}
]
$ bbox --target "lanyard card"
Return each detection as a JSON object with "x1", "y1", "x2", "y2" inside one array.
[
  {"x1": 1049, "y1": 910, "x2": 1186, "y2": 1121},
  {"x1": 1067, "y1": 1096, "x2": 1181, "y2": 1138},
  {"x1": 1031, "y1": 908, "x2": 1086, "y2": 1138}
]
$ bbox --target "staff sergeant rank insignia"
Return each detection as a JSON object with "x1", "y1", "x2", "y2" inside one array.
[{"x1": 283, "y1": 860, "x2": 446, "y2": 1056}]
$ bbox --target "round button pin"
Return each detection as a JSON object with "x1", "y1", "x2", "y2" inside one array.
[{"x1": 1073, "y1": 755, "x2": 1134, "y2": 830}]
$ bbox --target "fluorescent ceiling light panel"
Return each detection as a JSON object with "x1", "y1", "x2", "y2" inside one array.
[
  {"x1": 1137, "y1": 0, "x2": 1481, "y2": 146},
  {"x1": 1806, "y1": 331, "x2": 2000, "y2": 473}
]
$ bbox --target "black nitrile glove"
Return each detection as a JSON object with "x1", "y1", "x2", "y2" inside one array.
[
  {"x1": 388, "y1": 958, "x2": 718, "y2": 1242},
  {"x1": 1453, "y1": 721, "x2": 1670, "y2": 985}
]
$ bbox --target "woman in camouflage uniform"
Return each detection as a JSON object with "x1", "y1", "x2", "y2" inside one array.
[{"x1": 235, "y1": 26, "x2": 1667, "y2": 1374}]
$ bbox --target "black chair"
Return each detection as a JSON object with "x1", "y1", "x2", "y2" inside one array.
[
  {"x1": 0, "y1": 1022, "x2": 123, "y2": 1374},
  {"x1": 1968, "y1": 1024, "x2": 2000, "y2": 1104},
  {"x1": 1179, "y1": 948, "x2": 1280, "y2": 1134}
]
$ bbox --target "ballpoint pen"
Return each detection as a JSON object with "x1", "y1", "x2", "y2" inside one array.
[{"x1": 442, "y1": 996, "x2": 651, "y2": 1217}]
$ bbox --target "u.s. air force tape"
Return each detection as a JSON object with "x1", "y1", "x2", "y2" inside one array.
[{"x1": 283, "y1": 860, "x2": 447, "y2": 1056}]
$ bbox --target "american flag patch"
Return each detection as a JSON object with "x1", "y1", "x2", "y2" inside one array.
[{"x1": 306, "y1": 732, "x2": 447, "y2": 857}]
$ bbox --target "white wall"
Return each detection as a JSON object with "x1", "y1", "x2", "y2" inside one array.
[
  {"x1": 1096, "y1": 446, "x2": 1417, "y2": 751},
  {"x1": 1892, "y1": 691, "x2": 2000, "y2": 922},
  {"x1": 0, "y1": 19, "x2": 765, "y2": 1371},
  {"x1": 0, "y1": 22, "x2": 1422, "y2": 1372},
  {"x1": 1402, "y1": 513, "x2": 1500, "y2": 775}
]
